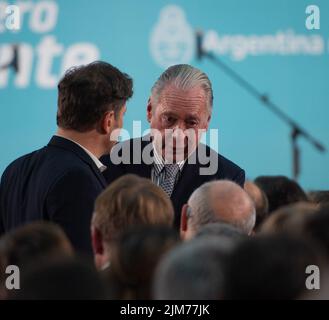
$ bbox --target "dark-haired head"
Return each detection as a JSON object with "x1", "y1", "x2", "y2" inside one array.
[
  {"x1": 255, "y1": 175, "x2": 307, "y2": 213},
  {"x1": 57, "y1": 61, "x2": 133, "y2": 132}
]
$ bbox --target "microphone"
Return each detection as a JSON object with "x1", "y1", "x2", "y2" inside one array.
[{"x1": 196, "y1": 29, "x2": 204, "y2": 61}]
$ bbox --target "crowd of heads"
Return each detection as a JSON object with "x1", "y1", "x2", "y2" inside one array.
[{"x1": 0, "y1": 172, "x2": 328, "y2": 300}]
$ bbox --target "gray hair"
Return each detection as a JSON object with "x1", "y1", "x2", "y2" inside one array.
[
  {"x1": 188, "y1": 182, "x2": 215, "y2": 226},
  {"x1": 151, "y1": 64, "x2": 213, "y2": 113},
  {"x1": 187, "y1": 180, "x2": 256, "y2": 235},
  {"x1": 153, "y1": 238, "x2": 229, "y2": 299}
]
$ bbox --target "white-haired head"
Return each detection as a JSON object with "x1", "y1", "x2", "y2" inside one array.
[{"x1": 151, "y1": 64, "x2": 213, "y2": 114}]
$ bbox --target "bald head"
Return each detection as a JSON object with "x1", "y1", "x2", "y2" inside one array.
[{"x1": 182, "y1": 180, "x2": 255, "y2": 238}]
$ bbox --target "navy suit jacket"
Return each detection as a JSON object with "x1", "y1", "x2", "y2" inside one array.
[
  {"x1": 0, "y1": 136, "x2": 107, "y2": 254},
  {"x1": 102, "y1": 136, "x2": 245, "y2": 229}
]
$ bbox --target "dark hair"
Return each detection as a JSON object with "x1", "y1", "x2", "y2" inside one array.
[
  {"x1": 10, "y1": 257, "x2": 108, "y2": 300},
  {"x1": 57, "y1": 61, "x2": 133, "y2": 132},
  {"x1": 303, "y1": 204, "x2": 329, "y2": 258},
  {"x1": 105, "y1": 225, "x2": 179, "y2": 299},
  {"x1": 244, "y1": 181, "x2": 269, "y2": 230},
  {"x1": 224, "y1": 234, "x2": 323, "y2": 299},
  {"x1": 255, "y1": 175, "x2": 307, "y2": 213},
  {"x1": 308, "y1": 190, "x2": 329, "y2": 206},
  {"x1": 0, "y1": 221, "x2": 73, "y2": 270},
  {"x1": 0, "y1": 252, "x2": 5, "y2": 295},
  {"x1": 153, "y1": 238, "x2": 231, "y2": 299},
  {"x1": 259, "y1": 202, "x2": 317, "y2": 235}
]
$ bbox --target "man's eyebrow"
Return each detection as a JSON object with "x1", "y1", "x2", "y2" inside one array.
[
  {"x1": 186, "y1": 115, "x2": 200, "y2": 120},
  {"x1": 161, "y1": 111, "x2": 177, "y2": 117}
]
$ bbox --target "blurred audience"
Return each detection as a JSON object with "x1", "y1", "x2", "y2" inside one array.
[
  {"x1": 0, "y1": 221, "x2": 74, "y2": 300},
  {"x1": 91, "y1": 174, "x2": 174, "y2": 269},
  {"x1": 180, "y1": 180, "x2": 255, "y2": 240},
  {"x1": 259, "y1": 202, "x2": 317, "y2": 235},
  {"x1": 308, "y1": 190, "x2": 329, "y2": 207},
  {"x1": 105, "y1": 225, "x2": 179, "y2": 299},
  {"x1": 195, "y1": 222, "x2": 245, "y2": 242},
  {"x1": 0, "y1": 252, "x2": 5, "y2": 299},
  {"x1": 255, "y1": 175, "x2": 308, "y2": 213},
  {"x1": 0, "y1": 221, "x2": 73, "y2": 271},
  {"x1": 244, "y1": 180, "x2": 269, "y2": 230},
  {"x1": 0, "y1": 172, "x2": 327, "y2": 300},
  {"x1": 302, "y1": 204, "x2": 329, "y2": 259},
  {"x1": 223, "y1": 234, "x2": 326, "y2": 299},
  {"x1": 10, "y1": 257, "x2": 108, "y2": 300},
  {"x1": 153, "y1": 237, "x2": 231, "y2": 299}
]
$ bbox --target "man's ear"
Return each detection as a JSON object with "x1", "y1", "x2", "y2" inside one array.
[
  {"x1": 204, "y1": 113, "x2": 211, "y2": 131},
  {"x1": 147, "y1": 97, "x2": 153, "y2": 123},
  {"x1": 101, "y1": 110, "x2": 115, "y2": 134},
  {"x1": 180, "y1": 204, "x2": 189, "y2": 240},
  {"x1": 91, "y1": 226, "x2": 104, "y2": 255}
]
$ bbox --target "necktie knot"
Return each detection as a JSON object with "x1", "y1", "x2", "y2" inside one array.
[{"x1": 159, "y1": 164, "x2": 180, "y2": 197}]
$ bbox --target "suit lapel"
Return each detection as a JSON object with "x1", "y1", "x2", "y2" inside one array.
[
  {"x1": 128, "y1": 136, "x2": 153, "y2": 179},
  {"x1": 130, "y1": 162, "x2": 152, "y2": 179},
  {"x1": 171, "y1": 144, "x2": 215, "y2": 202},
  {"x1": 171, "y1": 161, "x2": 200, "y2": 202}
]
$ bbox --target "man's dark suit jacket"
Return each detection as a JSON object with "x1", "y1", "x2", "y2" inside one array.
[
  {"x1": 102, "y1": 136, "x2": 245, "y2": 229},
  {"x1": 0, "y1": 136, "x2": 107, "y2": 254}
]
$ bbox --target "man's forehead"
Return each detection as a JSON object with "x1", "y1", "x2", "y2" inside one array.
[
  {"x1": 159, "y1": 85, "x2": 207, "y2": 107},
  {"x1": 158, "y1": 88, "x2": 207, "y2": 114}
]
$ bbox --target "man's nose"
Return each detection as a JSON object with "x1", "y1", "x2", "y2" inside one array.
[
  {"x1": 171, "y1": 127, "x2": 188, "y2": 148},
  {"x1": 172, "y1": 126, "x2": 187, "y2": 139}
]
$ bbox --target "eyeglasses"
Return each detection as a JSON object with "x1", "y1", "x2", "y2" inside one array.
[{"x1": 186, "y1": 205, "x2": 192, "y2": 218}]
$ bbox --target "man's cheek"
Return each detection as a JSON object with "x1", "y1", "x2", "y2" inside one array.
[{"x1": 150, "y1": 117, "x2": 161, "y2": 130}]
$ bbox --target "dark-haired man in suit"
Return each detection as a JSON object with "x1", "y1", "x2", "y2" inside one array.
[{"x1": 0, "y1": 61, "x2": 133, "y2": 254}]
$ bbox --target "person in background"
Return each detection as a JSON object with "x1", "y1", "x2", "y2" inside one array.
[
  {"x1": 194, "y1": 222, "x2": 246, "y2": 244},
  {"x1": 0, "y1": 221, "x2": 74, "y2": 270},
  {"x1": 9, "y1": 257, "x2": 108, "y2": 300},
  {"x1": 254, "y1": 175, "x2": 307, "y2": 213},
  {"x1": 91, "y1": 174, "x2": 174, "y2": 270},
  {"x1": 244, "y1": 180, "x2": 269, "y2": 230},
  {"x1": 105, "y1": 225, "x2": 180, "y2": 299},
  {"x1": 223, "y1": 234, "x2": 326, "y2": 299},
  {"x1": 0, "y1": 251, "x2": 5, "y2": 300},
  {"x1": 259, "y1": 202, "x2": 317, "y2": 235},
  {"x1": 180, "y1": 180, "x2": 256, "y2": 240},
  {"x1": 302, "y1": 204, "x2": 329, "y2": 260},
  {"x1": 308, "y1": 190, "x2": 329, "y2": 207},
  {"x1": 153, "y1": 237, "x2": 231, "y2": 300}
]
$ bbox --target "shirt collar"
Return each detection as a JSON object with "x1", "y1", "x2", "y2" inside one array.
[{"x1": 55, "y1": 135, "x2": 107, "y2": 173}]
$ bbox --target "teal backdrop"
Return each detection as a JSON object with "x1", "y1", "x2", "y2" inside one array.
[{"x1": 1, "y1": 0, "x2": 328, "y2": 190}]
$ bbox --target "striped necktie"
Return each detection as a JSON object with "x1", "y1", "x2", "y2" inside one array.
[{"x1": 159, "y1": 163, "x2": 180, "y2": 197}]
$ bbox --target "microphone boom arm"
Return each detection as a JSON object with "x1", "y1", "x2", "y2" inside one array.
[{"x1": 197, "y1": 34, "x2": 326, "y2": 180}]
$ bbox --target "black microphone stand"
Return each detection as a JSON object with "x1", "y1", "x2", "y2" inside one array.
[
  {"x1": 0, "y1": 44, "x2": 19, "y2": 72},
  {"x1": 196, "y1": 32, "x2": 326, "y2": 181}
]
